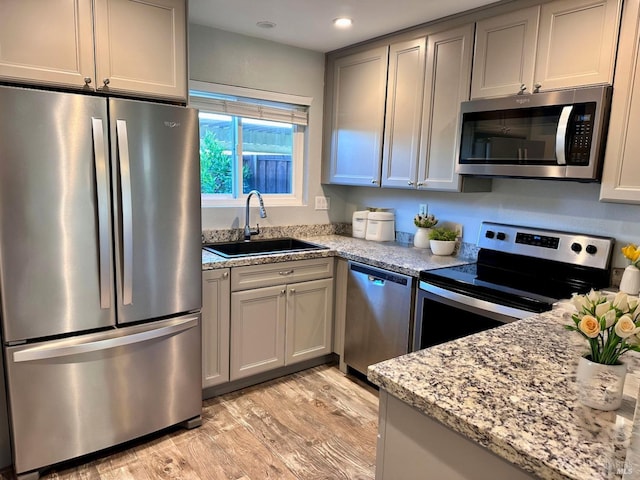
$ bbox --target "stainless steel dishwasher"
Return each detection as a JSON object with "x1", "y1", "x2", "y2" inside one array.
[{"x1": 344, "y1": 261, "x2": 414, "y2": 376}]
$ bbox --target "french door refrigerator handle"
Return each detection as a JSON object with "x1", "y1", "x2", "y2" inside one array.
[
  {"x1": 91, "y1": 117, "x2": 111, "y2": 309},
  {"x1": 12, "y1": 316, "x2": 199, "y2": 362},
  {"x1": 116, "y1": 119, "x2": 133, "y2": 305},
  {"x1": 555, "y1": 105, "x2": 573, "y2": 165}
]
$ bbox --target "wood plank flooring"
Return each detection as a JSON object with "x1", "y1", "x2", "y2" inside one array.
[{"x1": 0, "y1": 365, "x2": 379, "y2": 480}]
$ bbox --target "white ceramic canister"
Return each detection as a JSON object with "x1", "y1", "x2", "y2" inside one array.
[
  {"x1": 365, "y1": 212, "x2": 395, "y2": 241},
  {"x1": 352, "y1": 211, "x2": 369, "y2": 238}
]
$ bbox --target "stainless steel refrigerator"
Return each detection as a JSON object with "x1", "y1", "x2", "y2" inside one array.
[{"x1": 0, "y1": 85, "x2": 203, "y2": 477}]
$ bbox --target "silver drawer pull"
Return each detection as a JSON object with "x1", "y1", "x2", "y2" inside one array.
[{"x1": 279, "y1": 270, "x2": 294, "y2": 275}]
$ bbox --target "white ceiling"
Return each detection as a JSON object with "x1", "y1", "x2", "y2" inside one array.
[{"x1": 188, "y1": 0, "x2": 501, "y2": 53}]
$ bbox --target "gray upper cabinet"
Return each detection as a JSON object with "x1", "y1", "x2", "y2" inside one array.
[
  {"x1": 418, "y1": 24, "x2": 490, "y2": 192},
  {"x1": 324, "y1": 24, "x2": 490, "y2": 193},
  {"x1": 471, "y1": 7, "x2": 539, "y2": 99},
  {"x1": 325, "y1": 46, "x2": 389, "y2": 186},
  {"x1": 0, "y1": 0, "x2": 187, "y2": 102},
  {"x1": 600, "y1": 0, "x2": 640, "y2": 203},
  {"x1": 381, "y1": 38, "x2": 427, "y2": 188},
  {"x1": 472, "y1": 0, "x2": 622, "y2": 98}
]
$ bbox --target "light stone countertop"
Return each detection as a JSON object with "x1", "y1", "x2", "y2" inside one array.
[
  {"x1": 368, "y1": 307, "x2": 640, "y2": 480},
  {"x1": 202, "y1": 234, "x2": 474, "y2": 276}
]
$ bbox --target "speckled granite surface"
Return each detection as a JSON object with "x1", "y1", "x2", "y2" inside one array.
[
  {"x1": 368, "y1": 308, "x2": 640, "y2": 480},
  {"x1": 202, "y1": 234, "x2": 475, "y2": 275}
]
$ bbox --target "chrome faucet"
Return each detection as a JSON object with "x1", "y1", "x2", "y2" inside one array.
[{"x1": 244, "y1": 190, "x2": 267, "y2": 240}]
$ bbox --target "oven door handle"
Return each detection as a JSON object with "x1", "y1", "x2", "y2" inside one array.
[{"x1": 418, "y1": 281, "x2": 537, "y2": 320}]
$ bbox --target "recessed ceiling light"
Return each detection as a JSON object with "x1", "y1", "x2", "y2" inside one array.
[
  {"x1": 256, "y1": 20, "x2": 276, "y2": 29},
  {"x1": 333, "y1": 17, "x2": 353, "y2": 28}
]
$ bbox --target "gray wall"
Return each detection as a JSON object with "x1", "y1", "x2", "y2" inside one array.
[
  {"x1": 338, "y1": 179, "x2": 640, "y2": 268},
  {"x1": 189, "y1": 24, "x2": 345, "y2": 230},
  {"x1": 189, "y1": 24, "x2": 640, "y2": 269}
]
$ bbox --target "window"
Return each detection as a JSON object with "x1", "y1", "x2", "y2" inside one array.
[{"x1": 189, "y1": 82, "x2": 310, "y2": 207}]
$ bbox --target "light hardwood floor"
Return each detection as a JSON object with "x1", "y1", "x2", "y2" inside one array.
[{"x1": 1, "y1": 365, "x2": 379, "y2": 480}]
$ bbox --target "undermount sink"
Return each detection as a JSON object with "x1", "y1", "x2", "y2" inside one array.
[{"x1": 202, "y1": 238, "x2": 327, "y2": 258}]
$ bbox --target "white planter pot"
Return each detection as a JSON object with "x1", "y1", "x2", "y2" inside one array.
[
  {"x1": 429, "y1": 240, "x2": 456, "y2": 256},
  {"x1": 576, "y1": 356, "x2": 626, "y2": 411},
  {"x1": 413, "y1": 228, "x2": 431, "y2": 249},
  {"x1": 619, "y1": 265, "x2": 640, "y2": 295}
]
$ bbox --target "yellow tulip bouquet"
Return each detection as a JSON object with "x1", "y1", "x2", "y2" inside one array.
[
  {"x1": 566, "y1": 290, "x2": 640, "y2": 365},
  {"x1": 622, "y1": 244, "x2": 640, "y2": 267}
]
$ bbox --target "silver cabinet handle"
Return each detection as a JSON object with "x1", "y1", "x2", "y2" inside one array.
[
  {"x1": 517, "y1": 84, "x2": 527, "y2": 95},
  {"x1": 407, "y1": 181, "x2": 414, "y2": 186},
  {"x1": 103, "y1": 78, "x2": 110, "y2": 86},
  {"x1": 116, "y1": 120, "x2": 133, "y2": 305},
  {"x1": 279, "y1": 270, "x2": 294, "y2": 275},
  {"x1": 556, "y1": 106, "x2": 573, "y2": 166},
  {"x1": 280, "y1": 289, "x2": 286, "y2": 295},
  {"x1": 84, "y1": 77, "x2": 92, "y2": 85},
  {"x1": 222, "y1": 271, "x2": 229, "y2": 278},
  {"x1": 371, "y1": 179, "x2": 379, "y2": 184},
  {"x1": 13, "y1": 317, "x2": 198, "y2": 362},
  {"x1": 533, "y1": 83, "x2": 542, "y2": 93},
  {"x1": 290, "y1": 288, "x2": 296, "y2": 294},
  {"x1": 417, "y1": 181, "x2": 424, "y2": 187},
  {"x1": 91, "y1": 118, "x2": 111, "y2": 309}
]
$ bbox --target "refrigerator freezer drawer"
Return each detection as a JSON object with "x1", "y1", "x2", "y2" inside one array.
[{"x1": 4, "y1": 314, "x2": 202, "y2": 475}]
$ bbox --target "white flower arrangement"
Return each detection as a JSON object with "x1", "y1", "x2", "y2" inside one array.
[
  {"x1": 566, "y1": 290, "x2": 640, "y2": 365},
  {"x1": 414, "y1": 213, "x2": 438, "y2": 228}
]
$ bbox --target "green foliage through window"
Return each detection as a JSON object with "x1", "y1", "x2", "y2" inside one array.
[{"x1": 200, "y1": 130, "x2": 232, "y2": 194}]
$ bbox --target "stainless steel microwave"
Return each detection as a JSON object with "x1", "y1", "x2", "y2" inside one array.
[{"x1": 456, "y1": 85, "x2": 612, "y2": 181}]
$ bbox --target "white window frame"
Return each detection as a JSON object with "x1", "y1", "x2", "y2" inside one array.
[{"x1": 189, "y1": 81, "x2": 311, "y2": 208}]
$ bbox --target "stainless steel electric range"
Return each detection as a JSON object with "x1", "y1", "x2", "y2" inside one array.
[{"x1": 413, "y1": 222, "x2": 615, "y2": 351}]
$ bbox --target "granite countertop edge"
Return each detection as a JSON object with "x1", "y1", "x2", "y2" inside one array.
[
  {"x1": 367, "y1": 310, "x2": 640, "y2": 480},
  {"x1": 201, "y1": 234, "x2": 474, "y2": 275}
]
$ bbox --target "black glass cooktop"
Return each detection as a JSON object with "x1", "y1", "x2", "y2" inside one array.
[{"x1": 419, "y1": 249, "x2": 611, "y2": 314}]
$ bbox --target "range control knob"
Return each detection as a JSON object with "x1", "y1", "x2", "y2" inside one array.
[
  {"x1": 571, "y1": 242, "x2": 582, "y2": 253},
  {"x1": 485, "y1": 230, "x2": 495, "y2": 239},
  {"x1": 496, "y1": 232, "x2": 506, "y2": 241},
  {"x1": 586, "y1": 244, "x2": 598, "y2": 255}
]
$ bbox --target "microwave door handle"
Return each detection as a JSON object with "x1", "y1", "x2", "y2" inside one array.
[{"x1": 555, "y1": 106, "x2": 573, "y2": 165}]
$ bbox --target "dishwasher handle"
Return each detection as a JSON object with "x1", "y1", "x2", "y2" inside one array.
[{"x1": 349, "y1": 262, "x2": 409, "y2": 286}]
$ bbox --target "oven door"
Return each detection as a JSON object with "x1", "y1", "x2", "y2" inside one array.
[{"x1": 413, "y1": 281, "x2": 536, "y2": 351}]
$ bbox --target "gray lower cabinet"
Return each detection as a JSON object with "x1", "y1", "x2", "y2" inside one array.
[
  {"x1": 201, "y1": 268, "x2": 231, "y2": 388},
  {"x1": 229, "y1": 259, "x2": 334, "y2": 381},
  {"x1": 376, "y1": 390, "x2": 536, "y2": 480}
]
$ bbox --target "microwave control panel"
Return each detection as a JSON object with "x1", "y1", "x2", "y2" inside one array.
[{"x1": 567, "y1": 102, "x2": 596, "y2": 165}]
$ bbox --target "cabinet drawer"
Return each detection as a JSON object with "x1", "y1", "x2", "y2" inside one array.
[{"x1": 231, "y1": 258, "x2": 334, "y2": 291}]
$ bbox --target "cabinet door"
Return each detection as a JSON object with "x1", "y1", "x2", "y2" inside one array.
[
  {"x1": 600, "y1": 0, "x2": 640, "y2": 203},
  {"x1": 326, "y1": 46, "x2": 389, "y2": 186},
  {"x1": 471, "y1": 7, "x2": 539, "y2": 99},
  {"x1": 535, "y1": 0, "x2": 621, "y2": 91},
  {"x1": 0, "y1": 0, "x2": 95, "y2": 89},
  {"x1": 418, "y1": 25, "x2": 475, "y2": 191},
  {"x1": 285, "y1": 278, "x2": 334, "y2": 365},
  {"x1": 202, "y1": 269, "x2": 230, "y2": 388},
  {"x1": 93, "y1": 0, "x2": 187, "y2": 101},
  {"x1": 230, "y1": 286, "x2": 286, "y2": 380},
  {"x1": 381, "y1": 38, "x2": 426, "y2": 188}
]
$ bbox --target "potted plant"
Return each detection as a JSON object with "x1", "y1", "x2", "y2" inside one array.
[
  {"x1": 429, "y1": 227, "x2": 457, "y2": 255},
  {"x1": 620, "y1": 243, "x2": 640, "y2": 295},
  {"x1": 566, "y1": 290, "x2": 640, "y2": 410},
  {"x1": 413, "y1": 212, "x2": 438, "y2": 249}
]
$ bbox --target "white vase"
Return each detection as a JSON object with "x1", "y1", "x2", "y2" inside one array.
[
  {"x1": 619, "y1": 265, "x2": 640, "y2": 295},
  {"x1": 413, "y1": 228, "x2": 431, "y2": 249},
  {"x1": 430, "y1": 240, "x2": 456, "y2": 256},
  {"x1": 576, "y1": 356, "x2": 627, "y2": 411}
]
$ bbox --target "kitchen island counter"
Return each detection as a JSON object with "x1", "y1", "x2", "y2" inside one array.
[
  {"x1": 368, "y1": 308, "x2": 640, "y2": 480},
  {"x1": 202, "y1": 234, "x2": 474, "y2": 276}
]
